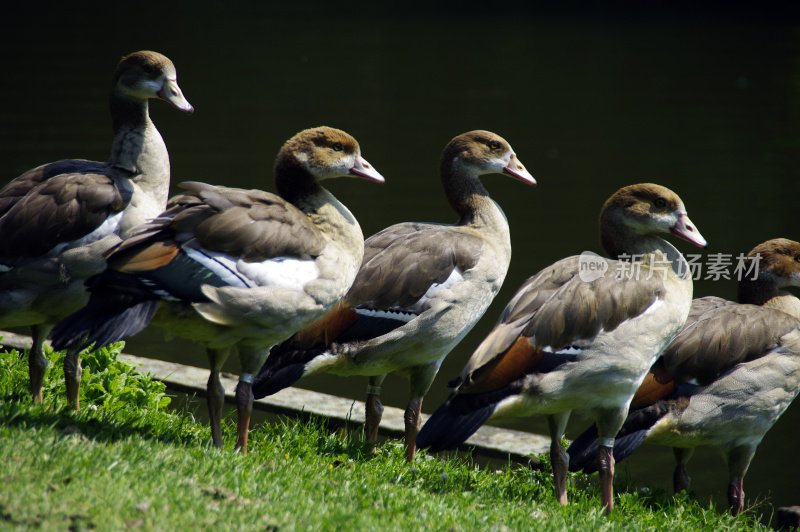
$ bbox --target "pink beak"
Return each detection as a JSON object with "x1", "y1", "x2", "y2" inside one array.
[
  {"x1": 671, "y1": 212, "x2": 708, "y2": 248},
  {"x1": 503, "y1": 154, "x2": 536, "y2": 185},
  {"x1": 349, "y1": 155, "x2": 386, "y2": 183}
]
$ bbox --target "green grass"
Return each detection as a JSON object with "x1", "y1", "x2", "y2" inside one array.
[{"x1": 0, "y1": 343, "x2": 773, "y2": 531}]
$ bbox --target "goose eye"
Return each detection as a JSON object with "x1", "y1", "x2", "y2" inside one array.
[
  {"x1": 488, "y1": 140, "x2": 501, "y2": 150},
  {"x1": 142, "y1": 63, "x2": 156, "y2": 74},
  {"x1": 331, "y1": 142, "x2": 343, "y2": 152},
  {"x1": 653, "y1": 197, "x2": 667, "y2": 208},
  {"x1": 794, "y1": 254, "x2": 800, "y2": 263}
]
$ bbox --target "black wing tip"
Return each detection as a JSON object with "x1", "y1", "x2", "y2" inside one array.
[
  {"x1": 567, "y1": 428, "x2": 651, "y2": 474},
  {"x1": 50, "y1": 300, "x2": 158, "y2": 352},
  {"x1": 417, "y1": 380, "x2": 525, "y2": 452},
  {"x1": 416, "y1": 397, "x2": 497, "y2": 452},
  {"x1": 567, "y1": 401, "x2": 672, "y2": 473},
  {"x1": 566, "y1": 423, "x2": 600, "y2": 473},
  {"x1": 610, "y1": 430, "x2": 651, "y2": 464},
  {"x1": 252, "y1": 344, "x2": 330, "y2": 399},
  {"x1": 50, "y1": 312, "x2": 96, "y2": 352},
  {"x1": 252, "y1": 363, "x2": 306, "y2": 399}
]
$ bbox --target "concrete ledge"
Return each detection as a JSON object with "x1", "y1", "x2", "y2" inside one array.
[
  {"x1": 777, "y1": 506, "x2": 800, "y2": 530},
  {"x1": 1, "y1": 330, "x2": 550, "y2": 461}
]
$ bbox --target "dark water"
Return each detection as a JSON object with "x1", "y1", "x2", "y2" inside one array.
[{"x1": 3, "y1": 1, "x2": 800, "y2": 513}]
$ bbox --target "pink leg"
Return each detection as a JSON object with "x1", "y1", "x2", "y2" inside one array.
[
  {"x1": 728, "y1": 477, "x2": 744, "y2": 516},
  {"x1": 28, "y1": 324, "x2": 50, "y2": 404},
  {"x1": 547, "y1": 413, "x2": 570, "y2": 505},
  {"x1": 364, "y1": 376, "x2": 386, "y2": 453},
  {"x1": 64, "y1": 348, "x2": 82, "y2": 410},
  {"x1": 234, "y1": 379, "x2": 253, "y2": 455},
  {"x1": 234, "y1": 348, "x2": 268, "y2": 455},
  {"x1": 597, "y1": 445, "x2": 615, "y2": 514},
  {"x1": 726, "y1": 445, "x2": 754, "y2": 516},
  {"x1": 551, "y1": 440, "x2": 569, "y2": 505},
  {"x1": 207, "y1": 370, "x2": 225, "y2": 448},
  {"x1": 404, "y1": 397, "x2": 422, "y2": 463},
  {"x1": 365, "y1": 395, "x2": 383, "y2": 443},
  {"x1": 206, "y1": 349, "x2": 229, "y2": 448},
  {"x1": 404, "y1": 363, "x2": 440, "y2": 462},
  {"x1": 672, "y1": 447, "x2": 693, "y2": 493}
]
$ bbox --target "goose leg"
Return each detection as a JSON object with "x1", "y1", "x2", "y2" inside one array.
[
  {"x1": 727, "y1": 478, "x2": 744, "y2": 516},
  {"x1": 595, "y1": 407, "x2": 627, "y2": 514},
  {"x1": 596, "y1": 445, "x2": 615, "y2": 513},
  {"x1": 403, "y1": 395, "x2": 422, "y2": 463},
  {"x1": 547, "y1": 412, "x2": 571, "y2": 506},
  {"x1": 234, "y1": 379, "x2": 253, "y2": 454},
  {"x1": 206, "y1": 348, "x2": 230, "y2": 448},
  {"x1": 672, "y1": 447, "x2": 694, "y2": 493},
  {"x1": 726, "y1": 445, "x2": 755, "y2": 516},
  {"x1": 64, "y1": 347, "x2": 82, "y2": 410},
  {"x1": 234, "y1": 346, "x2": 269, "y2": 455},
  {"x1": 28, "y1": 324, "x2": 51, "y2": 403},
  {"x1": 404, "y1": 363, "x2": 439, "y2": 463},
  {"x1": 365, "y1": 375, "x2": 386, "y2": 452}
]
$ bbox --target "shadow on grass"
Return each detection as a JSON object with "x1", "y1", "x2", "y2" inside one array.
[
  {"x1": 3, "y1": 345, "x2": 769, "y2": 528},
  {"x1": 0, "y1": 396, "x2": 203, "y2": 447},
  {"x1": 1, "y1": 341, "x2": 210, "y2": 449},
  {"x1": 612, "y1": 469, "x2": 775, "y2": 527}
]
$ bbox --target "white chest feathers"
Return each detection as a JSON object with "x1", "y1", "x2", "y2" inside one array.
[{"x1": 184, "y1": 247, "x2": 319, "y2": 291}]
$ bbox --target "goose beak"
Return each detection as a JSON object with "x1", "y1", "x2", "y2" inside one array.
[
  {"x1": 503, "y1": 154, "x2": 536, "y2": 185},
  {"x1": 158, "y1": 78, "x2": 194, "y2": 114},
  {"x1": 671, "y1": 212, "x2": 708, "y2": 248},
  {"x1": 349, "y1": 155, "x2": 386, "y2": 183}
]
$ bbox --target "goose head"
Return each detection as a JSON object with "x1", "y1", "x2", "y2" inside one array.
[
  {"x1": 278, "y1": 126, "x2": 385, "y2": 183},
  {"x1": 600, "y1": 183, "x2": 707, "y2": 256},
  {"x1": 442, "y1": 130, "x2": 535, "y2": 185},
  {"x1": 744, "y1": 238, "x2": 800, "y2": 289},
  {"x1": 274, "y1": 126, "x2": 385, "y2": 202},
  {"x1": 112, "y1": 50, "x2": 193, "y2": 113}
]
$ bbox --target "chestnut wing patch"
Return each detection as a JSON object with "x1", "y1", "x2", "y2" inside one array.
[
  {"x1": 112, "y1": 239, "x2": 180, "y2": 273},
  {"x1": 629, "y1": 296, "x2": 737, "y2": 408},
  {"x1": 282, "y1": 302, "x2": 361, "y2": 349},
  {"x1": 630, "y1": 357, "x2": 678, "y2": 409},
  {"x1": 458, "y1": 255, "x2": 664, "y2": 393},
  {"x1": 104, "y1": 181, "x2": 328, "y2": 303}
]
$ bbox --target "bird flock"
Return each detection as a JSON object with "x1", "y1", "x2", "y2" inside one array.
[{"x1": 2, "y1": 50, "x2": 799, "y2": 517}]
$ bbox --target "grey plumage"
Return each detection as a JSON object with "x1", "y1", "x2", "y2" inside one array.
[
  {"x1": 566, "y1": 238, "x2": 800, "y2": 515},
  {"x1": 0, "y1": 50, "x2": 193, "y2": 406}
]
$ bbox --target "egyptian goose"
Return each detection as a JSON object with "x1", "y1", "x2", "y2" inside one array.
[
  {"x1": 50, "y1": 126, "x2": 385, "y2": 453},
  {"x1": 416, "y1": 183, "x2": 708, "y2": 512},
  {"x1": 252, "y1": 130, "x2": 535, "y2": 461},
  {"x1": 0, "y1": 50, "x2": 193, "y2": 406},
  {"x1": 567, "y1": 238, "x2": 800, "y2": 515}
]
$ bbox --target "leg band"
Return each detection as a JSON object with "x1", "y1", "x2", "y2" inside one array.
[{"x1": 599, "y1": 437, "x2": 615, "y2": 448}]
